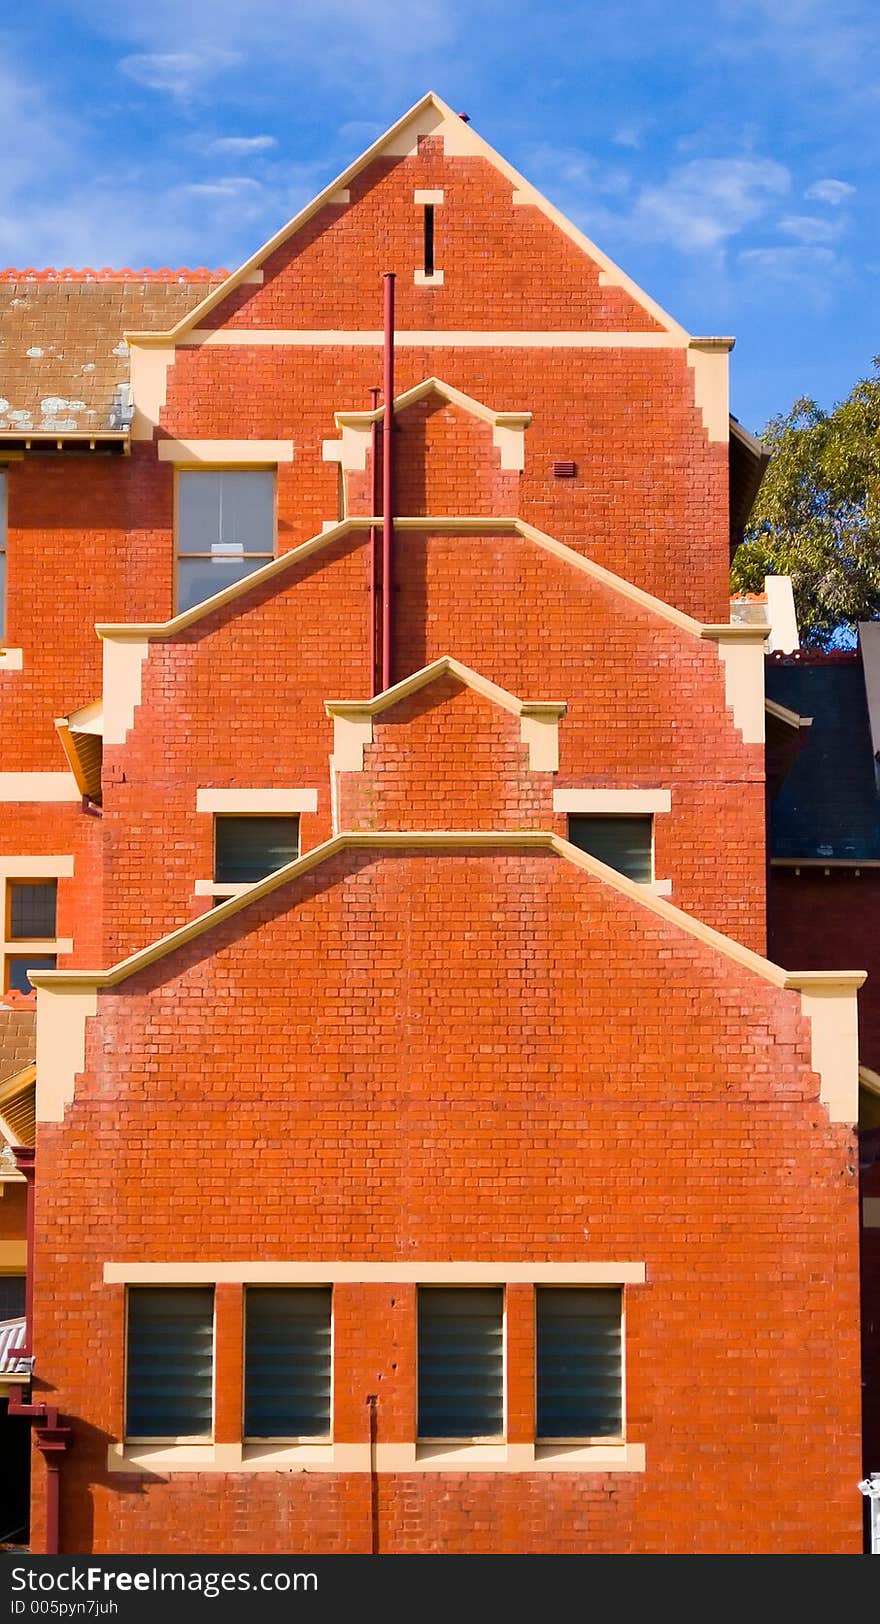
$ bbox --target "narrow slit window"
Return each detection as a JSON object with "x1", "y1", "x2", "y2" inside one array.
[
  {"x1": 536, "y1": 1287, "x2": 623, "y2": 1440},
  {"x1": 567, "y1": 815, "x2": 653, "y2": 883},
  {"x1": 213, "y1": 816, "x2": 300, "y2": 885},
  {"x1": 8, "y1": 879, "x2": 57, "y2": 940},
  {"x1": 423, "y1": 205, "x2": 435, "y2": 278},
  {"x1": 245, "y1": 1287, "x2": 332, "y2": 1439},
  {"x1": 417, "y1": 1286, "x2": 503, "y2": 1439},
  {"x1": 126, "y1": 1286, "x2": 214, "y2": 1440}
]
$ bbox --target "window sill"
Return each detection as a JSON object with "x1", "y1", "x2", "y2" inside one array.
[
  {"x1": 107, "y1": 1439, "x2": 646, "y2": 1475},
  {"x1": 107, "y1": 1441, "x2": 368, "y2": 1474}
]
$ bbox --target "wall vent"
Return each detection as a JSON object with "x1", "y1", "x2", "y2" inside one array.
[{"x1": 553, "y1": 459, "x2": 577, "y2": 478}]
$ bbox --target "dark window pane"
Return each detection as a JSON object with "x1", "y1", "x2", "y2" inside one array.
[
  {"x1": 0, "y1": 552, "x2": 6, "y2": 641},
  {"x1": 214, "y1": 817, "x2": 300, "y2": 884},
  {"x1": 126, "y1": 1287, "x2": 214, "y2": 1438},
  {"x1": 245, "y1": 1288, "x2": 332, "y2": 1438},
  {"x1": 0, "y1": 1276, "x2": 25, "y2": 1320},
  {"x1": 567, "y1": 816, "x2": 653, "y2": 882},
  {"x1": 178, "y1": 471, "x2": 274, "y2": 556},
  {"x1": 536, "y1": 1287, "x2": 622, "y2": 1439},
  {"x1": 9, "y1": 881, "x2": 57, "y2": 940},
  {"x1": 6, "y1": 956, "x2": 56, "y2": 994},
  {"x1": 418, "y1": 1287, "x2": 503, "y2": 1438},
  {"x1": 177, "y1": 557, "x2": 271, "y2": 614}
]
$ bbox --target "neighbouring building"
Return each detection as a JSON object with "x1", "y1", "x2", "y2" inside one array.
[{"x1": 0, "y1": 92, "x2": 871, "y2": 1554}]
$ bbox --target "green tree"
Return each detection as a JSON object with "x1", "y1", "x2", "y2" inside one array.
[{"x1": 731, "y1": 358, "x2": 880, "y2": 647}]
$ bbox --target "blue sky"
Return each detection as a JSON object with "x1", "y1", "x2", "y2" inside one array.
[{"x1": 1, "y1": 0, "x2": 877, "y2": 433}]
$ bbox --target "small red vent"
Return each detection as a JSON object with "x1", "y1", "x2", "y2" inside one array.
[{"x1": 553, "y1": 460, "x2": 577, "y2": 478}]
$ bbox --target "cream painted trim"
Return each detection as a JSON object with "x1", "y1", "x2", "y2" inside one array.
[
  {"x1": 193, "y1": 880, "x2": 251, "y2": 898},
  {"x1": 326, "y1": 657, "x2": 565, "y2": 772},
  {"x1": 414, "y1": 270, "x2": 445, "y2": 287},
  {"x1": 707, "y1": 634, "x2": 767, "y2": 744},
  {"x1": 33, "y1": 831, "x2": 865, "y2": 1000},
  {"x1": 106, "y1": 1439, "x2": 645, "y2": 1475},
  {"x1": 0, "y1": 774, "x2": 80, "y2": 803},
  {"x1": 553, "y1": 790, "x2": 671, "y2": 814},
  {"x1": 328, "y1": 188, "x2": 350, "y2": 205},
  {"x1": 645, "y1": 880, "x2": 672, "y2": 897},
  {"x1": 103, "y1": 1260, "x2": 646, "y2": 1284},
  {"x1": 686, "y1": 342, "x2": 730, "y2": 443},
  {"x1": 195, "y1": 788, "x2": 318, "y2": 813},
  {"x1": 0, "y1": 1240, "x2": 26, "y2": 1268},
  {"x1": 157, "y1": 440, "x2": 294, "y2": 464},
  {"x1": 332, "y1": 378, "x2": 531, "y2": 470},
  {"x1": 62, "y1": 699, "x2": 103, "y2": 736},
  {"x1": 800, "y1": 986, "x2": 861, "y2": 1123},
  {"x1": 414, "y1": 189, "x2": 444, "y2": 205},
  {"x1": 185, "y1": 329, "x2": 684, "y2": 349},
  {"x1": 860, "y1": 1064, "x2": 880, "y2": 1100},
  {"x1": 0, "y1": 649, "x2": 22, "y2": 671},
  {"x1": 765, "y1": 697, "x2": 812, "y2": 731},
  {"x1": 101, "y1": 637, "x2": 150, "y2": 745},
  {"x1": 123, "y1": 92, "x2": 686, "y2": 345},
  {"x1": 0, "y1": 856, "x2": 73, "y2": 878},
  {"x1": 863, "y1": 1198, "x2": 880, "y2": 1229},
  {"x1": 35, "y1": 986, "x2": 98, "y2": 1123},
  {"x1": 764, "y1": 576, "x2": 800, "y2": 655},
  {"x1": 242, "y1": 270, "x2": 264, "y2": 285},
  {"x1": 129, "y1": 345, "x2": 174, "y2": 442}
]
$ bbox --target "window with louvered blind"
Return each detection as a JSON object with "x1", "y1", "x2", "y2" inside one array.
[
  {"x1": 536, "y1": 1287, "x2": 623, "y2": 1440},
  {"x1": 177, "y1": 470, "x2": 275, "y2": 613},
  {"x1": 125, "y1": 1287, "x2": 214, "y2": 1440},
  {"x1": 417, "y1": 1287, "x2": 504, "y2": 1439},
  {"x1": 213, "y1": 816, "x2": 300, "y2": 884},
  {"x1": 567, "y1": 816, "x2": 653, "y2": 883},
  {"x1": 244, "y1": 1287, "x2": 332, "y2": 1439}
]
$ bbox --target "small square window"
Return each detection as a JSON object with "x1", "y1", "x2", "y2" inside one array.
[
  {"x1": 214, "y1": 816, "x2": 300, "y2": 885},
  {"x1": 8, "y1": 879, "x2": 57, "y2": 940},
  {"x1": 417, "y1": 1287, "x2": 504, "y2": 1439},
  {"x1": 536, "y1": 1287, "x2": 623, "y2": 1440},
  {"x1": 245, "y1": 1287, "x2": 332, "y2": 1439},
  {"x1": 126, "y1": 1287, "x2": 214, "y2": 1440},
  {"x1": 5, "y1": 955, "x2": 56, "y2": 994},
  {"x1": 567, "y1": 816, "x2": 653, "y2": 882}
]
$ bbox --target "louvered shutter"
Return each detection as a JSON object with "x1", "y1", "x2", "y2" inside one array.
[
  {"x1": 126, "y1": 1287, "x2": 214, "y2": 1438},
  {"x1": 245, "y1": 1288, "x2": 332, "y2": 1438},
  {"x1": 418, "y1": 1287, "x2": 503, "y2": 1438},
  {"x1": 536, "y1": 1287, "x2": 622, "y2": 1438},
  {"x1": 567, "y1": 816, "x2": 653, "y2": 882},
  {"x1": 213, "y1": 816, "x2": 300, "y2": 884}
]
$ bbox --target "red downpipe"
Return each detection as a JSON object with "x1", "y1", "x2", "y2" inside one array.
[
  {"x1": 369, "y1": 386, "x2": 381, "y2": 694},
  {"x1": 381, "y1": 273, "x2": 395, "y2": 693}
]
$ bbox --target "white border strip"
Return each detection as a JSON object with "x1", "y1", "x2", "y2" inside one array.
[
  {"x1": 553, "y1": 790, "x2": 672, "y2": 813},
  {"x1": 195, "y1": 788, "x2": 318, "y2": 813},
  {"x1": 104, "y1": 1260, "x2": 646, "y2": 1284}
]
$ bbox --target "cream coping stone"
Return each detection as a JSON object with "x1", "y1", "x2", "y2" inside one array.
[
  {"x1": 0, "y1": 649, "x2": 23, "y2": 671},
  {"x1": 103, "y1": 1260, "x2": 646, "y2": 1284},
  {"x1": 123, "y1": 93, "x2": 687, "y2": 347},
  {"x1": 35, "y1": 985, "x2": 98, "y2": 1123},
  {"x1": 193, "y1": 881, "x2": 250, "y2": 898},
  {"x1": 0, "y1": 774, "x2": 80, "y2": 803},
  {"x1": 553, "y1": 790, "x2": 671, "y2": 813},
  {"x1": 413, "y1": 189, "x2": 444, "y2": 204},
  {"x1": 101, "y1": 637, "x2": 150, "y2": 746},
  {"x1": 413, "y1": 270, "x2": 445, "y2": 286},
  {"x1": 324, "y1": 379, "x2": 531, "y2": 475},
  {"x1": 686, "y1": 343, "x2": 730, "y2": 443},
  {"x1": 157, "y1": 439, "x2": 294, "y2": 464},
  {"x1": 195, "y1": 788, "x2": 318, "y2": 813},
  {"x1": 128, "y1": 345, "x2": 174, "y2": 443},
  {"x1": 0, "y1": 856, "x2": 74, "y2": 877}
]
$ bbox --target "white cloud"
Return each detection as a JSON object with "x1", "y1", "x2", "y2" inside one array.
[
  {"x1": 118, "y1": 49, "x2": 240, "y2": 98},
  {"x1": 206, "y1": 135, "x2": 277, "y2": 155},
  {"x1": 612, "y1": 123, "x2": 644, "y2": 150},
  {"x1": 630, "y1": 157, "x2": 790, "y2": 252},
  {"x1": 778, "y1": 214, "x2": 838, "y2": 243},
  {"x1": 739, "y1": 244, "x2": 836, "y2": 282},
  {"x1": 805, "y1": 178, "x2": 856, "y2": 206}
]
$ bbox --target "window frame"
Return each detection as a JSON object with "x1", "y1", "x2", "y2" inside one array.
[
  {"x1": 416, "y1": 1284, "x2": 507, "y2": 1444},
  {"x1": 566, "y1": 813, "x2": 655, "y2": 884},
  {"x1": 124, "y1": 1285, "x2": 216, "y2": 1445},
  {"x1": 174, "y1": 465, "x2": 277, "y2": 616},
  {"x1": 2, "y1": 873, "x2": 63, "y2": 993},
  {"x1": 534, "y1": 1284, "x2": 625, "y2": 1446},
  {"x1": 6, "y1": 878, "x2": 58, "y2": 942},
  {"x1": 243, "y1": 1284, "x2": 334, "y2": 1445}
]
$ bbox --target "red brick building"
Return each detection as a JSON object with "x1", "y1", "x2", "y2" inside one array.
[{"x1": 0, "y1": 92, "x2": 868, "y2": 1553}]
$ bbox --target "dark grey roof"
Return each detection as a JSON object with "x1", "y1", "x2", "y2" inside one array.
[{"x1": 766, "y1": 656, "x2": 880, "y2": 860}]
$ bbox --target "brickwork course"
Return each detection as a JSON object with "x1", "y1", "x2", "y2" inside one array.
[{"x1": 0, "y1": 92, "x2": 871, "y2": 1554}]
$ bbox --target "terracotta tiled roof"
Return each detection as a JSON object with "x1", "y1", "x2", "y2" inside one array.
[
  {"x1": 0, "y1": 272, "x2": 226, "y2": 434},
  {"x1": 0, "y1": 1001, "x2": 36, "y2": 1087}
]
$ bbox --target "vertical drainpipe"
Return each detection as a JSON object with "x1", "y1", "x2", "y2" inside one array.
[
  {"x1": 369, "y1": 386, "x2": 381, "y2": 694},
  {"x1": 381, "y1": 273, "x2": 396, "y2": 693},
  {"x1": 12, "y1": 1145, "x2": 36, "y2": 1357}
]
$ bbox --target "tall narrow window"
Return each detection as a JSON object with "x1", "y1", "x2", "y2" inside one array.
[
  {"x1": 177, "y1": 470, "x2": 275, "y2": 613},
  {"x1": 417, "y1": 1287, "x2": 504, "y2": 1439},
  {"x1": 8, "y1": 880, "x2": 57, "y2": 940},
  {"x1": 567, "y1": 816, "x2": 653, "y2": 882},
  {"x1": 423, "y1": 206, "x2": 435, "y2": 278},
  {"x1": 126, "y1": 1287, "x2": 214, "y2": 1439},
  {"x1": 214, "y1": 816, "x2": 300, "y2": 885},
  {"x1": 536, "y1": 1287, "x2": 623, "y2": 1439},
  {"x1": 0, "y1": 470, "x2": 7, "y2": 638},
  {"x1": 245, "y1": 1287, "x2": 332, "y2": 1439}
]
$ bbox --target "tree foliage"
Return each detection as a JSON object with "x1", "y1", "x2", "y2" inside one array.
[{"x1": 731, "y1": 358, "x2": 880, "y2": 647}]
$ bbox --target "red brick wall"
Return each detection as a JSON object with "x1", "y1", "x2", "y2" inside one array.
[
  {"x1": 33, "y1": 847, "x2": 862, "y2": 1553},
  {"x1": 0, "y1": 1180, "x2": 26, "y2": 1247}
]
